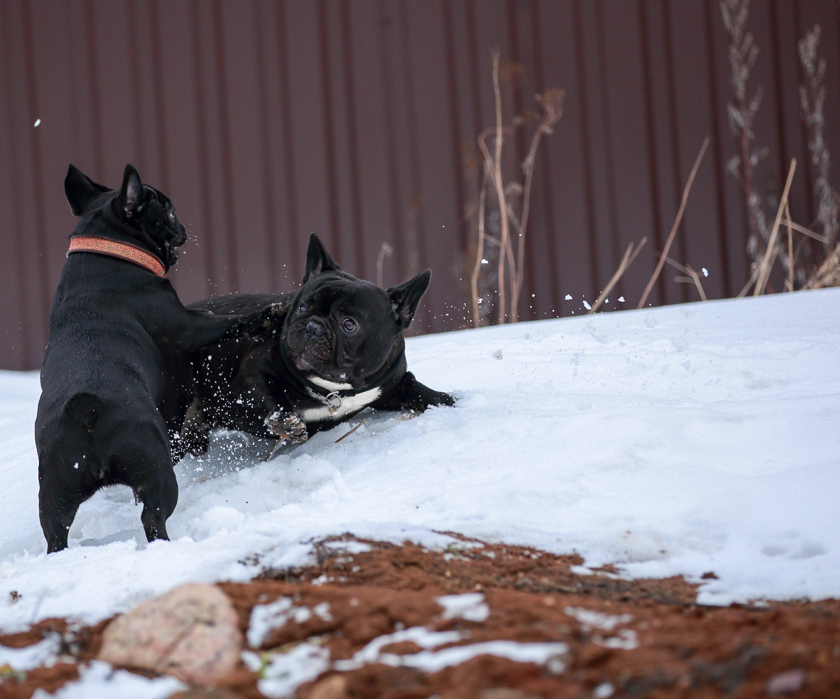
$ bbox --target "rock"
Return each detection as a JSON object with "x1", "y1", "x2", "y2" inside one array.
[
  {"x1": 766, "y1": 669, "x2": 805, "y2": 695},
  {"x1": 308, "y1": 674, "x2": 349, "y2": 699},
  {"x1": 99, "y1": 583, "x2": 242, "y2": 686}
]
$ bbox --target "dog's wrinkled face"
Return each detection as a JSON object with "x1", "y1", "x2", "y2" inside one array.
[
  {"x1": 281, "y1": 235, "x2": 432, "y2": 390},
  {"x1": 284, "y1": 277, "x2": 399, "y2": 388},
  {"x1": 65, "y1": 164, "x2": 187, "y2": 269}
]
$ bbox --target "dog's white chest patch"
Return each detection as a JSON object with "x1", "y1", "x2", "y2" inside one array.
[{"x1": 300, "y1": 387, "x2": 382, "y2": 422}]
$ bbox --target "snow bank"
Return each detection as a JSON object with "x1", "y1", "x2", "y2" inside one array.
[{"x1": 1, "y1": 289, "x2": 838, "y2": 631}]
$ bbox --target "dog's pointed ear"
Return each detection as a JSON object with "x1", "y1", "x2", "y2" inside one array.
[
  {"x1": 303, "y1": 233, "x2": 341, "y2": 283},
  {"x1": 387, "y1": 269, "x2": 431, "y2": 328},
  {"x1": 119, "y1": 164, "x2": 146, "y2": 219},
  {"x1": 64, "y1": 164, "x2": 110, "y2": 216}
]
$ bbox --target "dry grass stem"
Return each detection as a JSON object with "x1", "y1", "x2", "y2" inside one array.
[
  {"x1": 785, "y1": 200, "x2": 795, "y2": 292},
  {"x1": 637, "y1": 137, "x2": 710, "y2": 309},
  {"x1": 664, "y1": 256, "x2": 708, "y2": 301},
  {"x1": 753, "y1": 159, "x2": 797, "y2": 296},
  {"x1": 782, "y1": 220, "x2": 829, "y2": 245},
  {"x1": 803, "y1": 241, "x2": 840, "y2": 289},
  {"x1": 335, "y1": 419, "x2": 367, "y2": 444},
  {"x1": 489, "y1": 51, "x2": 512, "y2": 324},
  {"x1": 376, "y1": 243, "x2": 393, "y2": 289},
  {"x1": 588, "y1": 238, "x2": 647, "y2": 314},
  {"x1": 470, "y1": 168, "x2": 490, "y2": 327},
  {"x1": 511, "y1": 89, "x2": 564, "y2": 318}
]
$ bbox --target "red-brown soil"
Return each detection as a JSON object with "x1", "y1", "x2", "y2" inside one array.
[{"x1": 2, "y1": 535, "x2": 839, "y2": 698}]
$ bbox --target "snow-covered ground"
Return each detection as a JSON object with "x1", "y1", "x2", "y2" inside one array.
[{"x1": 1, "y1": 289, "x2": 838, "y2": 635}]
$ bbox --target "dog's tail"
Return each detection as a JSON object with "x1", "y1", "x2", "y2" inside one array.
[
  {"x1": 64, "y1": 392, "x2": 100, "y2": 432},
  {"x1": 63, "y1": 393, "x2": 108, "y2": 479}
]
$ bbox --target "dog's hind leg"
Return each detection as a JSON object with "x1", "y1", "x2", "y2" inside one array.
[
  {"x1": 38, "y1": 472, "x2": 91, "y2": 553},
  {"x1": 136, "y1": 466, "x2": 178, "y2": 543},
  {"x1": 39, "y1": 496, "x2": 80, "y2": 554}
]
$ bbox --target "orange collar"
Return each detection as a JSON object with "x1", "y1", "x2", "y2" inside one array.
[{"x1": 67, "y1": 236, "x2": 166, "y2": 277}]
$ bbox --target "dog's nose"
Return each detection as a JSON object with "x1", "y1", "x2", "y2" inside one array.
[{"x1": 305, "y1": 320, "x2": 325, "y2": 337}]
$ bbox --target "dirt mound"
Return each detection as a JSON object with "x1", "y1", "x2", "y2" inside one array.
[{"x1": 2, "y1": 535, "x2": 839, "y2": 698}]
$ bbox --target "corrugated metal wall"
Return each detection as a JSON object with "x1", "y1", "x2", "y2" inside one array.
[{"x1": 2, "y1": 0, "x2": 839, "y2": 370}]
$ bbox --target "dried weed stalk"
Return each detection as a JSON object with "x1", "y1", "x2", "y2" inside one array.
[
  {"x1": 469, "y1": 51, "x2": 563, "y2": 327},
  {"x1": 637, "y1": 138, "x2": 710, "y2": 308},
  {"x1": 721, "y1": 0, "x2": 771, "y2": 275}
]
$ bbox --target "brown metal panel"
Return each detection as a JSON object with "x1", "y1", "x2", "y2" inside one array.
[
  {"x1": 1, "y1": 1, "x2": 50, "y2": 366},
  {"x1": 639, "y1": 0, "x2": 685, "y2": 305},
  {"x1": 341, "y1": 1, "x2": 404, "y2": 288},
  {"x1": 282, "y1": 1, "x2": 333, "y2": 259},
  {"x1": 5, "y1": 0, "x2": 840, "y2": 369},
  {"x1": 402, "y1": 0, "x2": 465, "y2": 331},
  {"x1": 320, "y1": 0, "x2": 361, "y2": 273},
  {"x1": 0, "y1": 3, "x2": 28, "y2": 370},
  {"x1": 153, "y1": 0, "x2": 215, "y2": 301},
  {"x1": 217, "y1": 0, "x2": 275, "y2": 295},
  {"x1": 664, "y1": 1, "x2": 728, "y2": 300},
  {"x1": 574, "y1": 0, "x2": 619, "y2": 309},
  {"x1": 599, "y1": 1, "x2": 659, "y2": 308},
  {"x1": 533, "y1": 0, "x2": 598, "y2": 317}
]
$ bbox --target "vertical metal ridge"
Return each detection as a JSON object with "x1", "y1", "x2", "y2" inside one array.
[
  {"x1": 638, "y1": 0, "x2": 668, "y2": 304},
  {"x1": 703, "y1": 0, "x2": 734, "y2": 297},
  {"x1": 83, "y1": 0, "x2": 105, "y2": 176},
  {"x1": 378, "y1": 0, "x2": 405, "y2": 283},
  {"x1": 397, "y1": 0, "x2": 425, "y2": 275},
  {"x1": 127, "y1": 0, "x2": 147, "y2": 170},
  {"x1": 254, "y1": 1, "x2": 279, "y2": 290},
  {"x1": 593, "y1": 0, "x2": 623, "y2": 303},
  {"x1": 189, "y1": 0, "x2": 217, "y2": 296},
  {"x1": 211, "y1": 0, "x2": 240, "y2": 291},
  {"x1": 317, "y1": 0, "x2": 340, "y2": 251},
  {"x1": 441, "y1": 0, "x2": 468, "y2": 256},
  {"x1": 528, "y1": 0, "x2": 559, "y2": 311},
  {"x1": 339, "y1": 0, "x2": 364, "y2": 274},
  {"x1": 148, "y1": 0, "x2": 171, "y2": 194},
  {"x1": 572, "y1": 0, "x2": 600, "y2": 301},
  {"x1": 0, "y1": 2, "x2": 31, "y2": 367},
  {"x1": 20, "y1": 0, "x2": 52, "y2": 337},
  {"x1": 276, "y1": 0, "x2": 301, "y2": 275},
  {"x1": 662, "y1": 0, "x2": 689, "y2": 302}
]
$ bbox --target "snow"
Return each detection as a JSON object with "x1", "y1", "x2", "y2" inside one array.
[
  {"x1": 31, "y1": 661, "x2": 184, "y2": 698},
  {"x1": 1, "y1": 288, "x2": 839, "y2": 646}
]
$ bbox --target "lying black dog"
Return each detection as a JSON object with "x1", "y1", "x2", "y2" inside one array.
[
  {"x1": 180, "y1": 234, "x2": 454, "y2": 455},
  {"x1": 35, "y1": 164, "x2": 270, "y2": 553}
]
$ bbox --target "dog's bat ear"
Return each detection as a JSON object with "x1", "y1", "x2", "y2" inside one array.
[
  {"x1": 64, "y1": 164, "x2": 110, "y2": 217},
  {"x1": 119, "y1": 164, "x2": 146, "y2": 219},
  {"x1": 303, "y1": 233, "x2": 341, "y2": 283},
  {"x1": 387, "y1": 269, "x2": 431, "y2": 328}
]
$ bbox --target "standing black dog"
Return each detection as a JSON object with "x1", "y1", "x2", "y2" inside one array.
[
  {"x1": 35, "y1": 164, "x2": 269, "y2": 553},
  {"x1": 180, "y1": 234, "x2": 454, "y2": 455}
]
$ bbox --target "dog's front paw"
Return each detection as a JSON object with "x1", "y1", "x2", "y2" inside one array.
[{"x1": 265, "y1": 410, "x2": 308, "y2": 444}]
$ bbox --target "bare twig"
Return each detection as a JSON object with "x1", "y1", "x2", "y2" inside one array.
[
  {"x1": 754, "y1": 158, "x2": 797, "y2": 295},
  {"x1": 376, "y1": 243, "x2": 393, "y2": 288},
  {"x1": 490, "y1": 50, "x2": 512, "y2": 323},
  {"x1": 588, "y1": 238, "x2": 647, "y2": 314},
  {"x1": 664, "y1": 256, "x2": 708, "y2": 301},
  {"x1": 785, "y1": 200, "x2": 795, "y2": 292},
  {"x1": 783, "y1": 220, "x2": 829, "y2": 245},
  {"x1": 335, "y1": 419, "x2": 367, "y2": 443},
  {"x1": 511, "y1": 89, "x2": 564, "y2": 319},
  {"x1": 470, "y1": 169, "x2": 490, "y2": 327},
  {"x1": 637, "y1": 137, "x2": 710, "y2": 308}
]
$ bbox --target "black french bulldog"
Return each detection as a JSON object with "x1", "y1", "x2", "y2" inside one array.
[
  {"x1": 35, "y1": 164, "x2": 270, "y2": 553},
  {"x1": 180, "y1": 234, "x2": 454, "y2": 455}
]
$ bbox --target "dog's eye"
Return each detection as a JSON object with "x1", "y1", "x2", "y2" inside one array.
[
  {"x1": 297, "y1": 304, "x2": 306, "y2": 315},
  {"x1": 342, "y1": 318, "x2": 357, "y2": 333}
]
